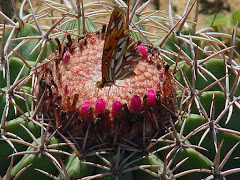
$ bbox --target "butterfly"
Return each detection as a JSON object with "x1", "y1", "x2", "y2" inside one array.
[{"x1": 96, "y1": 7, "x2": 142, "y2": 88}]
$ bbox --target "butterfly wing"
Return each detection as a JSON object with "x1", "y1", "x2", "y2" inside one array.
[
  {"x1": 102, "y1": 8, "x2": 126, "y2": 84},
  {"x1": 113, "y1": 35, "x2": 142, "y2": 80},
  {"x1": 101, "y1": 7, "x2": 142, "y2": 87}
]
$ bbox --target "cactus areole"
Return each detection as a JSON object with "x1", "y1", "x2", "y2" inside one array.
[{"x1": 37, "y1": 28, "x2": 177, "y2": 150}]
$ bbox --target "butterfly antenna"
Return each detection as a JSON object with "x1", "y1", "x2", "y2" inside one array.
[{"x1": 115, "y1": 83, "x2": 131, "y2": 94}]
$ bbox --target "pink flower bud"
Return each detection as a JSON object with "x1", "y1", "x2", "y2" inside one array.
[
  {"x1": 130, "y1": 95, "x2": 142, "y2": 113},
  {"x1": 62, "y1": 51, "x2": 71, "y2": 63},
  {"x1": 79, "y1": 100, "x2": 93, "y2": 122},
  {"x1": 111, "y1": 101, "x2": 123, "y2": 118},
  {"x1": 147, "y1": 89, "x2": 156, "y2": 106},
  {"x1": 138, "y1": 44, "x2": 148, "y2": 59},
  {"x1": 95, "y1": 98, "x2": 106, "y2": 116}
]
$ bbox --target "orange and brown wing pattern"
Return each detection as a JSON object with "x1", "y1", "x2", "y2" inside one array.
[
  {"x1": 98, "y1": 7, "x2": 142, "y2": 88},
  {"x1": 114, "y1": 36, "x2": 142, "y2": 80}
]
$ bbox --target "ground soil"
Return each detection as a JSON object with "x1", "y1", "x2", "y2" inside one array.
[{"x1": 150, "y1": 0, "x2": 240, "y2": 28}]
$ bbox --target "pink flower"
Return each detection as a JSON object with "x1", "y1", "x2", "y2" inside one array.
[
  {"x1": 79, "y1": 100, "x2": 93, "y2": 122},
  {"x1": 130, "y1": 95, "x2": 142, "y2": 113},
  {"x1": 111, "y1": 101, "x2": 123, "y2": 118},
  {"x1": 147, "y1": 89, "x2": 157, "y2": 106},
  {"x1": 138, "y1": 44, "x2": 148, "y2": 59},
  {"x1": 95, "y1": 98, "x2": 106, "y2": 116}
]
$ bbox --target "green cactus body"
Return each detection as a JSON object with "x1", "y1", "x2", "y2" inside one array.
[
  {"x1": 6, "y1": 137, "x2": 59, "y2": 180},
  {"x1": 3, "y1": 23, "x2": 57, "y2": 61},
  {"x1": 62, "y1": 153, "x2": 98, "y2": 179},
  {"x1": 132, "y1": 153, "x2": 173, "y2": 179},
  {"x1": 0, "y1": 86, "x2": 32, "y2": 120},
  {"x1": 154, "y1": 29, "x2": 205, "y2": 63}
]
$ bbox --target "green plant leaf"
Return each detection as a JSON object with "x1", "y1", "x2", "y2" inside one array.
[
  {"x1": 205, "y1": 13, "x2": 229, "y2": 27},
  {"x1": 231, "y1": 11, "x2": 240, "y2": 27}
]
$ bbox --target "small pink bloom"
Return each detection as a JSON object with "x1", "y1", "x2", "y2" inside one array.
[
  {"x1": 130, "y1": 95, "x2": 142, "y2": 113},
  {"x1": 80, "y1": 100, "x2": 93, "y2": 122},
  {"x1": 62, "y1": 51, "x2": 71, "y2": 63},
  {"x1": 111, "y1": 101, "x2": 123, "y2": 118},
  {"x1": 138, "y1": 44, "x2": 148, "y2": 59},
  {"x1": 95, "y1": 98, "x2": 106, "y2": 116},
  {"x1": 147, "y1": 89, "x2": 156, "y2": 106}
]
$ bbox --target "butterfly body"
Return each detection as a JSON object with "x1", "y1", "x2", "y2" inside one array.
[{"x1": 96, "y1": 7, "x2": 142, "y2": 88}]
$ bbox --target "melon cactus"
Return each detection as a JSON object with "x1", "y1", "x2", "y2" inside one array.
[{"x1": 0, "y1": 0, "x2": 239, "y2": 180}]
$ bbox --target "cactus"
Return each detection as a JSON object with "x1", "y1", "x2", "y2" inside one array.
[{"x1": 0, "y1": 0, "x2": 240, "y2": 179}]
